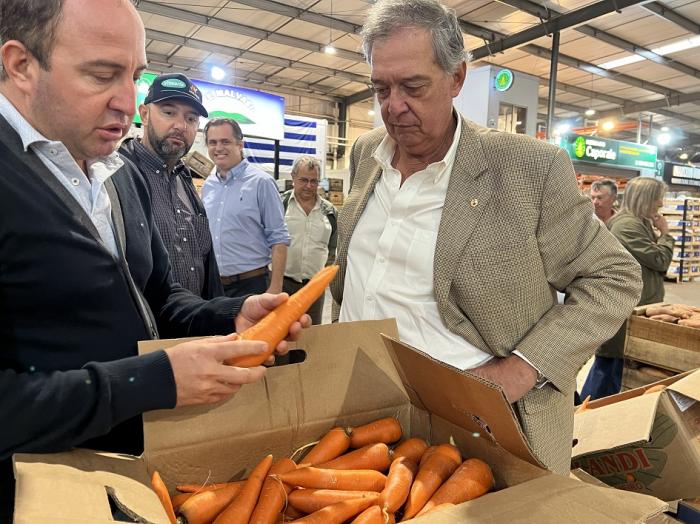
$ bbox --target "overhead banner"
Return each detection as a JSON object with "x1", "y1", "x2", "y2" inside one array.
[
  {"x1": 554, "y1": 134, "x2": 658, "y2": 172},
  {"x1": 133, "y1": 73, "x2": 285, "y2": 140}
]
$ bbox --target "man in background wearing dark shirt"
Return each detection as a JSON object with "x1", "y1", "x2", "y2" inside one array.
[{"x1": 120, "y1": 73, "x2": 223, "y2": 298}]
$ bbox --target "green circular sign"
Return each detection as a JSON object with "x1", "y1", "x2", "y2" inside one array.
[
  {"x1": 574, "y1": 136, "x2": 587, "y2": 158},
  {"x1": 495, "y1": 69, "x2": 514, "y2": 91}
]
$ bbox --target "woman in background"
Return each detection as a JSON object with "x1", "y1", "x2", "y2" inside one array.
[{"x1": 581, "y1": 177, "x2": 675, "y2": 400}]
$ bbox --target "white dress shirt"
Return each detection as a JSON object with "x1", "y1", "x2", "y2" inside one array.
[
  {"x1": 285, "y1": 193, "x2": 332, "y2": 282},
  {"x1": 340, "y1": 118, "x2": 494, "y2": 370},
  {"x1": 0, "y1": 92, "x2": 120, "y2": 257}
]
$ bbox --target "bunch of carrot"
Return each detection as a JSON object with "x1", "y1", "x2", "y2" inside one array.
[{"x1": 150, "y1": 416, "x2": 495, "y2": 524}]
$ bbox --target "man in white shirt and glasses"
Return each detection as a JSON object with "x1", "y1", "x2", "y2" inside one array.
[
  {"x1": 331, "y1": 0, "x2": 641, "y2": 475},
  {"x1": 281, "y1": 156, "x2": 338, "y2": 324}
]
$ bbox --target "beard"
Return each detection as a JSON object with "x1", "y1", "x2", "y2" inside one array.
[{"x1": 147, "y1": 124, "x2": 192, "y2": 163}]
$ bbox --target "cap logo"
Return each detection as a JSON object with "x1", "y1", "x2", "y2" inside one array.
[
  {"x1": 161, "y1": 78, "x2": 187, "y2": 89},
  {"x1": 190, "y1": 85, "x2": 199, "y2": 96}
]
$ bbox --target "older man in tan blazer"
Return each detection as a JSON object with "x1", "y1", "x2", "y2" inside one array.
[{"x1": 331, "y1": 0, "x2": 642, "y2": 475}]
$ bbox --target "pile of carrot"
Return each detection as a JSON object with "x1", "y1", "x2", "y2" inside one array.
[{"x1": 150, "y1": 416, "x2": 495, "y2": 524}]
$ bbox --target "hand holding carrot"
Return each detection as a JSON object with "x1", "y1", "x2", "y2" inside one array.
[{"x1": 165, "y1": 334, "x2": 268, "y2": 406}]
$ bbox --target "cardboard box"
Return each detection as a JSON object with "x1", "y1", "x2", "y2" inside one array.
[
  {"x1": 328, "y1": 190, "x2": 344, "y2": 205},
  {"x1": 572, "y1": 369, "x2": 700, "y2": 502},
  {"x1": 625, "y1": 304, "x2": 700, "y2": 374},
  {"x1": 14, "y1": 321, "x2": 668, "y2": 523},
  {"x1": 328, "y1": 177, "x2": 343, "y2": 192},
  {"x1": 183, "y1": 150, "x2": 215, "y2": 178}
]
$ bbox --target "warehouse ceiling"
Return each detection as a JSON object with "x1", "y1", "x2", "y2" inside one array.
[{"x1": 136, "y1": 0, "x2": 700, "y2": 146}]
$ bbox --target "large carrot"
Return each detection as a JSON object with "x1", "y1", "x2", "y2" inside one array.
[
  {"x1": 213, "y1": 454, "x2": 274, "y2": 524},
  {"x1": 150, "y1": 470, "x2": 176, "y2": 524},
  {"x1": 348, "y1": 417, "x2": 402, "y2": 448},
  {"x1": 351, "y1": 505, "x2": 395, "y2": 524},
  {"x1": 316, "y1": 443, "x2": 392, "y2": 472},
  {"x1": 417, "y1": 458, "x2": 494, "y2": 516},
  {"x1": 177, "y1": 481, "x2": 242, "y2": 493},
  {"x1": 284, "y1": 503, "x2": 307, "y2": 520},
  {"x1": 226, "y1": 265, "x2": 339, "y2": 367},
  {"x1": 401, "y1": 444, "x2": 462, "y2": 520},
  {"x1": 249, "y1": 458, "x2": 297, "y2": 524},
  {"x1": 291, "y1": 496, "x2": 379, "y2": 524},
  {"x1": 392, "y1": 438, "x2": 429, "y2": 465},
  {"x1": 378, "y1": 457, "x2": 418, "y2": 514},
  {"x1": 289, "y1": 489, "x2": 380, "y2": 514},
  {"x1": 300, "y1": 427, "x2": 351, "y2": 466},
  {"x1": 178, "y1": 482, "x2": 244, "y2": 524},
  {"x1": 277, "y1": 467, "x2": 387, "y2": 492}
]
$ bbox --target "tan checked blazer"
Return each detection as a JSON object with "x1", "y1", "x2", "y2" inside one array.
[{"x1": 331, "y1": 117, "x2": 642, "y2": 474}]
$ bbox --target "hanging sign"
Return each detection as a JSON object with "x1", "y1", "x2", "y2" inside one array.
[{"x1": 494, "y1": 69, "x2": 514, "y2": 92}]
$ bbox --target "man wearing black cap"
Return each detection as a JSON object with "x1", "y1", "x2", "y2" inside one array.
[{"x1": 120, "y1": 73, "x2": 222, "y2": 298}]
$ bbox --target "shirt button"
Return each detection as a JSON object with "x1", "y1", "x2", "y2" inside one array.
[
  {"x1": 182, "y1": 237, "x2": 187, "y2": 242},
  {"x1": 50, "y1": 149, "x2": 58, "y2": 156},
  {"x1": 367, "y1": 296, "x2": 374, "y2": 302},
  {"x1": 217, "y1": 218, "x2": 221, "y2": 221},
  {"x1": 155, "y1": 170, "x2": 160, "y2": 174},
  {"x1": 190, "y1": 267, "x2": 195, "y2": 272},
  {"x1": 176, "y1": 209, "x2": 181, "y2": 214},
  {"x1": 71, "y1": 178, "x2": 80, "y2": 186}
]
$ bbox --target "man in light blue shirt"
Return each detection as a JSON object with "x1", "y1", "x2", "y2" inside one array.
[{"x1": 202, "y1": 118, "x2": 290, "y2": 298}]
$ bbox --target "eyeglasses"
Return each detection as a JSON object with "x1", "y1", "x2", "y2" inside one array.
[{"x1": 296, "y1": 177, "x2": 320, "y2": 186}]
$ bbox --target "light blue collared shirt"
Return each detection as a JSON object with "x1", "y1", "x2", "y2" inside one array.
[
  {"x1": 202, "y1": 159, "x2": 290, "y2": 276},
  {"x1": 0, "y1": 92, "x2": 121, "y2": 257}
]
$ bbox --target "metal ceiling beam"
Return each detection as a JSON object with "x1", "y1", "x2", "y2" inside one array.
[
  {"x1": 539, "y1": 97, "x2": 586, "y2": 114},
  {"x1": 145, "y1": 28, "x2": 369, "y2": 85},
  {"x1": 228, "y1": 0, "x2": 362, "y2": 35},
  {"x1": 344, "y1": 88, "x2": 373, "y2": 105},
  {"x1": 470, "y1": 0, "x2": 648, "y2": 59},
  {"x1": 138, "y1": 0, "x2": 364, "y2": 62},
  {"x1": 495, "y1": 0, "x2": 700, "y2": 79},
  {"x1": 641, "y1": 2, "x2": 700, "y2": 34},
  {"x1": 595, "y1": 91, "x2": 700, "y2": 120}
]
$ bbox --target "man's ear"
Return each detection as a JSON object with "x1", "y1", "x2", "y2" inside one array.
[
  {"x1": 0, "y1": 40, "x2": 40, "y2": 95},
  {"x1": 138, "y1": 104, "x2": 149, "y2": 126}
]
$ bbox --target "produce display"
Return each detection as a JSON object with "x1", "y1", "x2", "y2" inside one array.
[
  {"x1": 643, "y1": 303, "x2": 700, "y2": 328},
  {"x1": 151, "y1": 417, "x2": 495, "y2": 523}
]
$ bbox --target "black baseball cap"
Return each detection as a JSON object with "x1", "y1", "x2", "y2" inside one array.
[{"x1": 144, "y1": 73, "x2": 208, "y2": 117}]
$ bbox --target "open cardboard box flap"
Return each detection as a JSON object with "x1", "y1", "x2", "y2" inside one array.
[
  {"x1": 14, "y1": 320, "x2": 669, "y2": 523},
  {"x1": 573, "y1": 369, "x2": 700, "y2": 458},
  {"x1": 381, "y1": 335, "x2": 542, "y2": 468}
]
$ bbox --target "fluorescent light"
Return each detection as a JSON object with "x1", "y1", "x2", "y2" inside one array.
[
  {"x1": 211, "y1": 66, "x2": 225, "y2": 81},
  {"x1": 585, "y1": 108, "x2": 596, "y2": 117},
  {"x1": 661, "y1": 126, "x2": 670, "y2": 132},
  {"x1": 598, "y1": 35, "x2": 700, "y2": 70},
  {"x1": 657, "y1": 132, "x2": 671, "y2": 145}
]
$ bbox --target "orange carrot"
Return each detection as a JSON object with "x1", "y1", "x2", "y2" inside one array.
[
  {"x1": 178, "y1": 482, "x2": 244, "y2": 524},
  {"x1": 417, "y1": 458, "x2": 494, "y2": 516},
  {"x1": 227, "y1": 265, "x2": 339, "y2": 367},
  {"x1": 316, "y1": 443, "x2": 392, "y2": 472},
  {"x1": 378, "y1": 457, "x2": 418, "y2": 514},
  {"x1": 575, "y1": 395, "x2": 591, "y2": 414},
  {"x1": 277, "y1": 467, "x2": 387, "y2": 492},
  {"x1": 402, "y1": 444, "x2": 462, "y2": 520},
  {"x1": 177, "y1": 481, "x2": 242, "y2": 493},
  {"x1": 213, "y1": 454, "x2": 274, "y2": 524},
  {"x1": 392, "y1": 438, "x2": 429, "y2": 465},
  {"x1": 301, "y1": 427, "x2": 351, "y2": 466},
  {"x1": 150, "y1": 470, "x2": 176, "y2": 524},
  {"x1": 288, "y1": 489, "x2": 380, "y2": 514},
  {"x1": 291, "y1": 496, "x2": 379, "y2": 524},
  {"x1": 351, "y1": 504, "x2": 395, "y2": 524},
  {"x1": 284, "y1": 503, "x2": 307, "y2": 520},
  {"x1": 348, "y1": 417, "x2": 402, "y2": 449},
  {"x1": 419, "y1": 446, "x2": 437, "y2": 468},
  {"x1": 249, "y1": 458, "x2": 297, "y2": 524},
  {"x1": 172, "y1": 492, "x2": 193, "y2": 512}
]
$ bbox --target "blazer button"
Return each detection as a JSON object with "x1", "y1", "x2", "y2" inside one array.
[{"x1": 470, "y1": 198, "x2": 479, "y2": 207}]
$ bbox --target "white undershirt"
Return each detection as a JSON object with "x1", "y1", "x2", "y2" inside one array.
[{"x1": 340, "y1": 118, "x2": 493, "y2": 370}]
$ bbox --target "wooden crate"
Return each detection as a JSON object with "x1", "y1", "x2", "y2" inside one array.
[{"x1": 624, "y1": 303, "x2": 700, "y2": 374}]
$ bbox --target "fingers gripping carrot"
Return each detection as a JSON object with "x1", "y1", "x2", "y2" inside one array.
[
  {"x1": 249, "y1": 458, "x2": 297, "y2": 524},
  {"x1": 348, "y1": 417, "x2": 402, "y2": 449},
  {"x1": 401, "y1": 444, "x2": 462, "y2": 520},
  {"x1": 213, "y1": 454, "x2": 274, "y2": 524},
  {"x1": 151, "y1": 471, "x2": 177, "y2": 524},
  {"x1": 316, "y1": 443, "x2": 392, "y2": 472},
  {"x1": 178, "y1": 482, "x2": 244, "y2": 524},
  {"x1": 300, "y1": 427, "x2": 351, "y2": 466},
  {"x1": 288, "y1": 489, "x2": 380, "y2": 514},
  {"x1": 378, "y1": 457, "x2": 418, "y2": 514},
  {"x1": 227, "y1": 265, "x2": 339, "y2": 368},
  {"x1": 291, "y1": 495, "x2": 379, "y2": 524},
  {"x1": 276, "y1": 467, "x2": 387, "y2": 492},
  {"x1": 392, "y1": 438, "x2": 429, "y2": 465},
  {"x1": 417, "y1": 458, "x2": 494, "y2": 516}
]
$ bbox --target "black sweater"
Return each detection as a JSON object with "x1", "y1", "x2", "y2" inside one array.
[{"x1": 0, "y1": 116, "x2": 243, "y2": 520}]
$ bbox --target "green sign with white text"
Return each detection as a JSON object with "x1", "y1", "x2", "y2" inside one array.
[
  {"x1": 494, "y1": 69, "x2": 514, "y2": 92},
  {"x1": 554, "y1": 134, "x2": 658, "y2": 171}
]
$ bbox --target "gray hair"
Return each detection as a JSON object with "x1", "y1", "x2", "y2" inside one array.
[
  {"x1": 620, "y1": 177, "x2": 666, "y2": 219},
  {"x1": 291, "y1": 155, "x2": 321, "y2": 177},
  {"x1": 591, "y1": 179, "x2": 618, "y2": 198},
  {"x1": 361, "y1": 0, "x2": 470, "y2": 75},
  {"x1": 0, "y1": 0, "x2": 65, "y2": 79}
]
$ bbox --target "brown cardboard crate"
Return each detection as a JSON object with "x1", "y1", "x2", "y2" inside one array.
[
  {"x1": 328, "y1": 177, "x2": 343, "y2": 192},
  {"x1": 328, "y1": 190, "x2": 344, "y2": 205},
  {"x1": 183, "y1": 151, "x2": 214, "y2": 178}
]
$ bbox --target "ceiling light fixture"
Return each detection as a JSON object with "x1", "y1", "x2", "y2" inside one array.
[
  {"x1": 679, "y1": 152, "x2": 689, "y2": 161},
  {"x1": 598, "y1": 35, "x2": 700, "y2": 70},
  {"x1": 585, "y1": 108, "x2": 596, "y2": 117},
  {"x1": 657, "y1": 132, "x2": 671, "y2": 146},
  {"x1": 324, "y1": 0, "x2": 336, "y2": 55},
  {"x1": 601, "y1": 120, "x2": 615, "y2": 131},
  {"x1": 211, "y1": 66, "x2": 225, "y2": 81}
]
